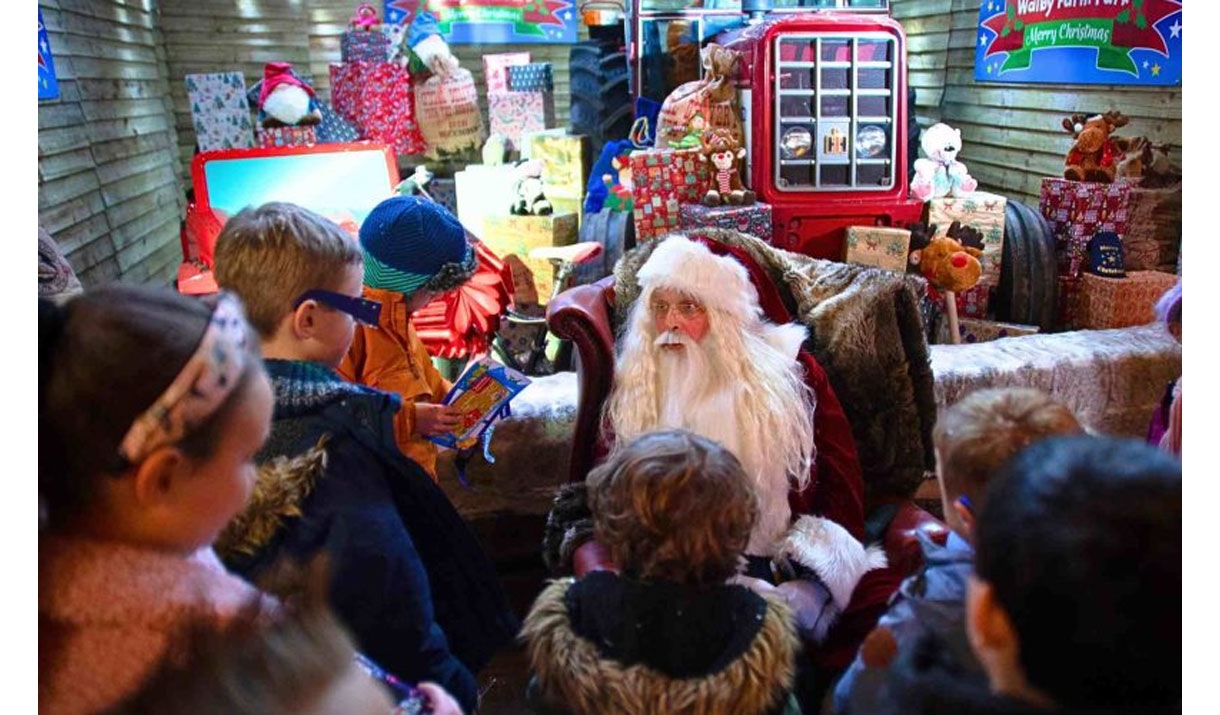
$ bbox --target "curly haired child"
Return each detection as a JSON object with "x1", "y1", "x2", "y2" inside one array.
[
  {"x1": 39, "y1": 285, "x2": 277, "y2": 714},
  {"x1": 523, "y1": 429, "x2": 801, "y2": 714}
]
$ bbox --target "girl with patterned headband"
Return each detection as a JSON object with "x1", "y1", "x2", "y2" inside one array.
[{"x1": 38, "y1": 284, "x2": 278, "y2": 714}]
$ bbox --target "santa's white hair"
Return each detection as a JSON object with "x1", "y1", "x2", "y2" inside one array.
[{"x1": 605, "y1": 236, "x2": 817, "y2": 496}]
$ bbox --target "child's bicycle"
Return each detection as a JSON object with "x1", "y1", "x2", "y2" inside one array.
[{"x1": 491, "y1": 242, "x2": 604, "y2": 376}]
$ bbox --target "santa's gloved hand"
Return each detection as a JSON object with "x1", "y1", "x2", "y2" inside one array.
[
  {"x1": 728, "y1": 574, "x2": 778, "y2": 597},
  {"x1": 776, "y1": 578, "x2": 840, "y2": 644}
]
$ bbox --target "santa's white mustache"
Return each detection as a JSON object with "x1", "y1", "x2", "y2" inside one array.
[{"x1": 655, "y1": 330, "x2": 693, "y2": 347}]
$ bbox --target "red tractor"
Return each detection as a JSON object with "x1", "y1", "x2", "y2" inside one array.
[{"x1": 588, "y1": 0, "x2": 923, "y2": 259}]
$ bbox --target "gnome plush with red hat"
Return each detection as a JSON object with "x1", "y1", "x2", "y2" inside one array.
[{"x1": 253, "y1": 61, "x2": 322, "y2": 128}]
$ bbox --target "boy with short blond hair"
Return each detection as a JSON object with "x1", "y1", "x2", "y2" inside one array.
[
  {"x1": 833, "y1": 387, "x2": 1083, "y2": 714},
  {"x1": 212, "y1": 202, "x2": 517, "y2": 713}
]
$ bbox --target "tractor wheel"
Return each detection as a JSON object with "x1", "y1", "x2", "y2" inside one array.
[
  {"x1": 569, "y1": 40, "x2": 632, "y2": 159},
  {"x1": 996, "y1": 198, "x2": 1059, "y2": 331}
]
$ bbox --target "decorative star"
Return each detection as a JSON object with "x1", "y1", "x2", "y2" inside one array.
[
  {"x1": 1170, "y1": 19, "x2": 1181, "y2": 39},
  {"x1": 1151, "y1": 63, "x2": 1161, "y2": 76},
  {"x1": 986, "y1": 63, "x2": 993, "y2": 75},
  {"x1": 40, "y1": 39, "x2": 47, "y2": 53},
  {"x1": 979, "y1": 33, "x2": 987, "y2": 46},
  {"x1": 1143, "y1": 60, "x2": 1150, "y2": 69}
]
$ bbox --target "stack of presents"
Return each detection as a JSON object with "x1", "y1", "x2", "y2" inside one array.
[{"x1": 838, "y1": 114, "x2": 1181, "y2": 343}]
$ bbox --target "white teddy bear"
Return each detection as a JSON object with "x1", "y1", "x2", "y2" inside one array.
[{"x1": 910, "y1": 122, "x2": 978, "y2": 201}]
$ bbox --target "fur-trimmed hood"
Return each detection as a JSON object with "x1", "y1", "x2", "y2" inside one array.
[{"x1": 523, "y1": 573, "x2": 800, "y2": 715}]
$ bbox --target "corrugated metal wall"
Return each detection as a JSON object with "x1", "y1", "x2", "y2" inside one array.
[
  {"x1": 894, "y1": 0, "x2": 1182, "y2": 208},
  {"x1": 37, "y1": 0, "x2": 185, "y2": 287}
]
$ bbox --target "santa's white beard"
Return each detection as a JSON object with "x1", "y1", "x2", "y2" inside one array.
[{"x1": 652, "y1": 330, "x2": 793, "y2": 556}]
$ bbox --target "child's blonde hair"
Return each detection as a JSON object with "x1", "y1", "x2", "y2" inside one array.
[
  {"x1": 587, "y1": 430, "x2": 758, "y2": 586},
  {"x1": 933, "y1": 387, "x2": 1083, "y2": 509},
  {"x1": 213, "y1": 202, "x2": 363, "y2": 338}
]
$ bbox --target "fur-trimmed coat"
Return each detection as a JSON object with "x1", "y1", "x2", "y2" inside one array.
[
  {"x1": 217, "y1": 359, "x2": 519, "y2": 713},
  {"x1": 522, "y1": 572, "x2": 801, "y2": 715},
  {"x1": 39, "y1": 537, "x2": 275, "y2": 714}
]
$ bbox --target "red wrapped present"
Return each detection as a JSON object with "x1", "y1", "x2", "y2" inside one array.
[
  {"x1": 257, "y1": 126, "x2": 317, "y2": 148},
  {"x1": 927, "y1": 283, "x2": 992, "y2": 321},
  {"x1": 483, "y1": 52, "x2": 531, "y2": 95},
  {"x1": 926, "y1": 191, "x2": 1006, "y2": 288},
  {"x1": 488, "y1": 91, "x2": 555, "y2": 151},
  {"x1": 359, "y1": 62, "x2": 426, "y2": 156},
  {"x1": 1076, "y1": 270, "x2": 1178, "y2": 330},
  {"x1": 329, "y1": 61, "x2": 366, "y2": 124},
  {"x1": 679, "y1": 202, "x2": 773, "y2": 242},
  {"x1": 630, "y1": 148, "x2": 713, "y2": 240},
  {"x1": 1039, "y1": 178, "x2": 1130, "y2": 277}
]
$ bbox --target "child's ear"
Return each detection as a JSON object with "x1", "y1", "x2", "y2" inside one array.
[
  {"x1": 290, "y1": 300, "x2": 320, "y2": 339},
  {"x1": 132, "y1": 447, "x2": 190, "y2": 508},
  {"x1": 952, "y1": 497, "x2": 976, "y2": 539},
  {"x1": 966, "y1": 576, "x2": 1019, "y2": 662}
]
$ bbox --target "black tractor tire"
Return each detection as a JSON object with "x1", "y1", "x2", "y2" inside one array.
[
  {"x1": 569, "y1": 40, "x2": 632, "y2": 159},
  {"x1": 996, "y1": 198, "x2": 1059, "y2": 331}
]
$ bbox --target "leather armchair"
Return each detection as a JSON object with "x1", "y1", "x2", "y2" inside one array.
[{"x1": 546, "y1": 266, "x2": 948, "y2": 669}]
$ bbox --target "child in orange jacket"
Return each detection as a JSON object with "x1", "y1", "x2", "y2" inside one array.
[{"x1": 338, "y1": 196, "x2": 477, "y2": 480}]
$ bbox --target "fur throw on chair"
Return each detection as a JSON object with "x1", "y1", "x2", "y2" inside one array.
[{"x1": 614, "y1": 229, "x2": 937, "y2": 504}]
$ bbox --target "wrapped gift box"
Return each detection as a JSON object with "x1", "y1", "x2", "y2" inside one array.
[
  {"x1": 317, "y1": 104, "x2": 359, "y2": 143},
  {"x1": 1039, "y1": 178, "x2": 1130, "y2": 277},
  {"x1": 1077, "y1": 270, "x2": 1178, "y2": 330},
  {"x1": 185, "y1": 72, "x2": 255, "y2": 152},
  {"x1": 257, "y1": 125, "x2": 317, "y2": 147},
  {"x1": 680, "y1": 203, "x2": 773, "y2": 242},
  {"x1": 927, "y1": 283, "x2": 993, "y2": 321},
  {"x1": 527, "y1": 130, "x2": 591, "y2": 203},
  {"x1": 1123, "y1": 183, "x2": 1182, "y2": 272},
  {"x1": 630, "y1": 147, "x2": 713, "y2": 240},
  {"x1": 455, "y1": 164, "x2": 520, "y2": 237},
  {"x1": 489, "y1": 91, "x2": 555, "y2": 151},
  {"x1": 484, "y1": 52, "x2": 531, "y2": 95},
  {"x1": 934, "y1": 317, "x2": 1040, "y2": 345},
  {"x1": 926, "y1": 191, "x2": 1006, "y2": 288},
  {"x1": 428, "y1": 178, "x2": 457, "y2": 218},
  {"x1": 340, "y1": 27, "x2": 396, "y2": 63},
  {"x1": 330, "y1": 61, "x2": 425, "y2": 155},
  {"x1": 508, "y1": 62, "x2": 554, "y2": 92},
  {"x1": 481, "y1": 213, "x2": 579, "y2": 304},
  {"x1": 842, "y1": 225, "x2": 910, "y2": 272}
]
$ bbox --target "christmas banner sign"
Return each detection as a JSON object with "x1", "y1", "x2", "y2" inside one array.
[
  {"x1": 976, "y1": 0, "x2": 1182, "y2": 85},
  {"x1": 384, "y1": 1, "x2": 577, "y2": 44},
  {"x1": 39, "y1": 9, "x2": 59, "y2": 100}
]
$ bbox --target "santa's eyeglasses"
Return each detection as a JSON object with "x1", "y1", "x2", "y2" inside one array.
[{"x1": 649, "y1": 299, "x2": 706, "y2": 319}]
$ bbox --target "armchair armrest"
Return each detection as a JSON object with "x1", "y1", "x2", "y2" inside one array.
[
  {"x1": 547, "y1": 276, "x2": 617, "y2": 485},
  {"x1": 882, "y1": 501, "x2": 949, "y2": 578}
]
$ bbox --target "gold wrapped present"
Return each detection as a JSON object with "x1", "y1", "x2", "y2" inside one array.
[
  {"x1": 926, "y1": 191, "x2": 1007, "y2": 287},
  {"x1": 481, "y1": 213, "x2": 578, "y2": 304}
]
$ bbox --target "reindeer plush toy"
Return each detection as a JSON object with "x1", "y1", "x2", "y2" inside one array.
[
  {"x1": 1062, "y1": 111, "x2": 1133, "y2": 183},
  {"x1": 699, "y1": 127, "x2": 755, "y2": 207}
]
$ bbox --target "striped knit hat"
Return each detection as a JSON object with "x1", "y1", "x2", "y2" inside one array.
[{"x1": 359, "y1": 195, "x2": 476, "y2": 297}]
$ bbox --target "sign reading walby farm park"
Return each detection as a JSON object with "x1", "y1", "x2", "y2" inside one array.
[
  {"x1": 976, "y1": 1, "x2": 1182, "y2": 85},
  {"x1": 385, "y1": 1, "x2": 578, "y2": 44}
]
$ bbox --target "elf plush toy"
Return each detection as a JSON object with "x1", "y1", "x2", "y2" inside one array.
[
  {"x1": 253, "y1": 62, "x2": 322, "y2": 128},
  {"x1": 910, "y1": 123, "x2": 978, "y2": 201}
]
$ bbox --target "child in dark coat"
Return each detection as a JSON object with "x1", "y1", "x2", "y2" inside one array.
[
  {"x1": 523, "y1": 430, "x2": 801, "y2": 714},
  {"x1": 212, "y1": 202, "x2": 518, "y2": 713}
]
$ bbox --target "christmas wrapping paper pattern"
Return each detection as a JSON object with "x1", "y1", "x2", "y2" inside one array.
[
  {"x1": 481, "y1": 213, "x2": 579, "y2": 304},
  {"x1": 679, "y1": 203, "x2": 773, "y2": 242},
  {"x1": 257, "y1": 126, "x2": 317, "y2": 147},
  {"x1": 630, "y1": 148, "x2": 714, "y2": 240},
  {"x1": 1039, "y1": 178, "x2": 1130, "y2": 277},
  {"x1": 316, "y1": 103, "x2": 359, "y2": 143},
  {"x1": 508, "y1": 62, "x2": 554, "y2": 92},
  {"x1": 340, "y1": 28, "x2": 394, "y2": 63},
  {"x1": 329, "y1": 61, "x2": 425, "y2": 155},
  {"x1": 926, "y1": 191, "x2": 1006, "y2": 288},
  {"x1": 1076, "y1": 270, "x2": 1178, "y2": 330},
  {"x1": 428, "y1": 178, "x2": 457, "y2": 218},
  {"x1": 484, "y1": 52, "x2": 531, "y2": 95},
  {"x1": 415, "y1": 68, "x2": 484, "y2": 159},
  {"x1": 1123, "y1": 183, "x2": 1182, "y2": 272},
  {"x1": 527, "y1": 131, "x2": 590, "y2": 202},
  {"x1": 842, "y1": 225, "x2": 911, "y2": 272},
  {"x1": 928, "y1": 283, "x2": 993, "y2": 321},
  {"x1": 185, "y1": 72, "x2": 255, "y2": 152},
  {"x1": 934, "y1": 317, "x2": 1040, "y2": 345},
  {"x1": 488, "y1": 91, "x2": 555, "y2": 151}
]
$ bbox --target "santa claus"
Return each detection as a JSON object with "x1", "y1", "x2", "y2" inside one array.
[{"x1": 602, "y1": 235, "x2": 886, "y2": 643}]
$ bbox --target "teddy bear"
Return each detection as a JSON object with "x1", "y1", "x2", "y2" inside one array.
[
  {"x1": 910, "y1": 123, "x2": 978, "y2": 201},
  {"x1": 1061, "y1": 111, "x2": 1133, "y2": 183},
  {"x1": 510, "y1": 160, "x2": 553, "y2": 216},
  {"x1": 907, "y1": 220, "x2": 985, "y2": 293},
  {"x1": 699, "y1": 127, "x2": 755, "y2": 207}
]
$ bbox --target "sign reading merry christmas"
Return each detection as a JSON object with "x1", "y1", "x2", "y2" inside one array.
[
  {"x1": 384, "y1": 1, "x2": 577, "y2": 44},
  {"x1": 976, "y1": 0, "x2": 1182, "y2": 85}
]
